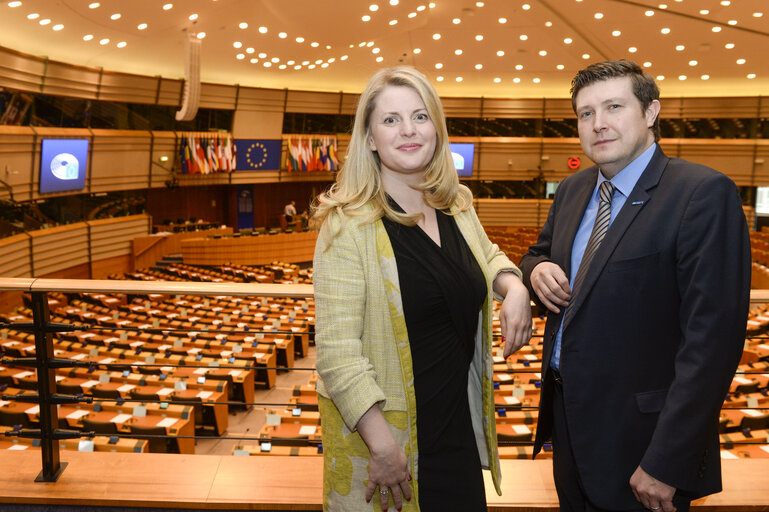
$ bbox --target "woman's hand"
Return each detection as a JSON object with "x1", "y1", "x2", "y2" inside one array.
[{"x1": 495, "y1": 273, "x2": 533, "y2": 358}]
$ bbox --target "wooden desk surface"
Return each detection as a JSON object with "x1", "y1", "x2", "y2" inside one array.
[{"x1": 0, "y1": 452, "x2": 767, "y2": 510}]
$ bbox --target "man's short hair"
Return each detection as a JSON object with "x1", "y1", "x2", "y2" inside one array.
[{"x1": 570, "y1": 60, "x2": 661, "y2": 141}]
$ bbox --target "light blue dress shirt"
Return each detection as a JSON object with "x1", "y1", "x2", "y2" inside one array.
[{"x1": 550, "y1": 143, "x2": 657, "y2": 371}]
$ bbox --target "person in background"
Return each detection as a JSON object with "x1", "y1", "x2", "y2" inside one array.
[
  {"x1": 312, "y1": 66, "x2": 532, "y2": 511},
  {"x1": 284, "y1": 200, "x2": 297, "y2": 222},
  {"x1": 520, "y1": 60, "x2": 751, "y2": 512}
]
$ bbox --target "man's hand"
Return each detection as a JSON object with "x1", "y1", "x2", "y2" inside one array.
[
  {"x1": 530, "y1": 262, "x2": 571, "y2": 313},
  {"x1": 630, "y1": 466, "x2": 677, "y2": 512},
  {"x1": 498, "y1": 276, "x2": 532, "y2": 358}
]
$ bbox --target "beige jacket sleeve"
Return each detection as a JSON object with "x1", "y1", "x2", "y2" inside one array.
[{"x1": 313, "y1": 219, "x2": 387, "y2": 430}]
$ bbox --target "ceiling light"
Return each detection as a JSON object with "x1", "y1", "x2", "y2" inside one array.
[
  {"x1": 408, "y1": 12, "x2": 416, "y2": 18},
  {"x1": 676, "y1": 45, "x2": 685, "y2": 51},
  {"x1": 264, "y1": 62, "x2": 273, "y2": 68},
  {"x1": 116, "y1": 41, "x2": 126, "y2": 48},
  {"x1": 678, "y1": 75, "x2": 687, "y2": 80},
  {"x1": 452, "y1": 18, "x2": 461, "y2": 24},
  {"x1": 162, "y1": 3, "x2": 173, "y2": 10},
  {"x1": 372, "y1": 47, "x2": 380, "y2": 54},
  {"x1": 747, "y1": 73, "x2": 756, "y2": 79},
  {"x1": 296, "y1": 37, "x2": 304, "y2": 43},
  {"x1": 27, "y1": 12, "x2": 38, "y2": 19},
  {"x1": 413, "y1": 48, "x2": 421, "y2": 54},
  {"x1": 515, "y1": 64, "x2": 523, "y2": 70},
  {"x1": 520, "y1": 34, "x2": 528, "y2": 40},
  {"x1": 435, "y1": 62, "x2": 443, "y2": 69},
  {"x1": 628, "y1": 47, "x2": 637, "y2": 53},
  {"x1": 661, "y1": 27, "x2": 670, "y2": 34},
  {"x1": 52, "y1": 24, "x2": 63, "y2": 31},
  {"x1": 612, "y1": 30, "x2": 621, "y2": 36},
  {"x1": 88, "y1": 2, "x2": 99, "y2": 8},
  {"x1": 39, "y1": 18, "x2": 51, "y2": 25},
  {"x1": 236, "y1": 54, "x2": 245, "y2": 60},
  {"x1": 259, "y1": 53, "x2": 268, "y2": 58},
  {"x1": 557, "y1": 64, "x2": 565, "y2": 70},
  {"x1": 250, "y1": 59, "x2": 258, "y2": 64},
  {"x1": 523, "y1": 3, "x2": 531, "y2": 9},
  {"x1": 454, "y1": 49, "x2": 463, "y2": 55},
  {"x1": 362, "y1": 15, "x2": 370, "y2": 21},
  {"x1": 643, "y1": 61, "x2": 652, "y2": 67},
  {"x1": 301, "y1": 60, "x2": 308, "y2": 65},
  {"x1": 308, "y1": 64, "x2": 316, "y2": 69},
  {"x1": 498, "y1": 17, "x2": 507, "y2": 23},
  {"x1": 279, "y1": 32, "x2": 287, "y2": 38},
  {"x1": 582, "y1": 53, "x2": 590, "y2": 59},
  {"x1": 699, "y1": 10, "x2": 709, "y2": 15},
  {"x1": 720, "y1": 0, "x2": 730, "y2": 5},
  {"x1": 545, "y1": 21, "x2": 553, "y2": 27},
  {"x1": 475, "y1": 35, "x2": 483, "y2": 41},
  {"x1": 658, "y1": 3, "x2": 667, "y2": 8},
  {"x1": 736, "y1": 58, "x2": 746, "y2": 64},
  {"x1": 341, "y1": 55, "x2": 348, "y2": 60},
  {"x1": 188, "y1": 14, "x2": 198, "y2": 21},
  {"x1": 645, "y1": 10, "x2": 654, "y2": 16},
  {"x1": 753, "y1": 13, "x2": 764, "y2": 18},
  {"x1": 513, "y1": 77, "x2": 521, "y2": 83},
  {"x1": 83, "y1": 34, "x2": 93, "y2": 40},
  {"x1": 358, "y1": 42, "x2": 366, "y2": 47},
  {"x1": 417, "y1": 5, "x2": 426, "y2": 11},
  {"x1": 294, "y1": 65, "x2": 301, "y2": 70},
  {"x1": 389, "y1": 19, "x2": 397, "y2": 25},
  {"x1": 390, "y1": 0, "x2": 398, "y2": 5},
  {"x1": 656, "y1": 75, "x2": 665, "y2": 80},
  {"x1": 311, "y1": 42, "x2": 319, "y2": 47},
  {"x1": 725, "y1": 43, "x2": 735, "y2": 49},
  {"x1": 712, "y1": 26, "x2": 721, "y2": 32},
  {"x1": 196, "y1": 32, "x2": 205, "y2": 39},
  {"x1": 475, "y1": 64, "x2": 483, "y2": 70},
  {"x1": 238, "y1": 22, "x2": 248, "y2": 29},
  {"x1": 433, "y1": 33, "x2": 441, "y2": 40},
  {"x1": 137, "y1": 23, "x2": 147, "y2": 30},
  {"x1": 701, "y1": 75, "x2": 710, "y2": 80},
  {"x1": 564, "y1": 37, "x2": 573, "y2": 44},
  {"x1": 376, "y1": 56, "x2": 383, "y2": 62},
  {"x1": 369, "y1": 4, "x2": 379, "y2": 11},
  {"x1": 436, "y1": 76, "x2": 444, "y2": 82},
  {"x1": 258, "y1": 26, "x2": 267, "y2": 33},
  {"x1": 367, "y1": 41, "x2": 374, "y2": 46},
  {"x1": 533, "y1": 78, "x2": 541, "y2": 83},
  {"x1": 538, "y1": 50, "x2": 547, "y2": 56},
  {"x1": 272, "y1": 57, "x2": 280, "y2": 63},
  {"x1": 476, "y1": 2, "x2": 484, "y2": 6},
  {"x1": 493, "y1": 77, "x2": 501, "y2": 83},
  {"x1": 328, "y1": 58, "x2": 335, "y2": 63},
  {"x1": 496, "y1": 50, "x2": 504, "y2": 56},
  {"x1": 8, "y1": 1, "x2": 21, "y2": 7},
  {"x1": 594, "y1": 13, "x2": 603, "y2": 19},
  {"x1": 429, "y1": 2, "x2": 435, "y2": 8},
  {"x1": 287, "y1": 60, "x2": 295, "y2": 65},
  {"x1": 727, "y1": 20, "x2": 737, "y2": 25},
  {"x1": 245, "y1": 47, "x2": 254, "y2": 53},
  {"x1": 233, "y1": 41, "x2": 242, "y2": 48},
  {"x1": 688, "y1": 60, "x2": 697, "y2": 66},
  {"x1": 99, "y1": 38, "x2": 109, "y2": 45},
  {"x1": 110, "y1": 13, "x2": 120, "y2": 20},
  {"x1": 321, "y1": 63, "x2": 329, "y2": 68},
  {"x1": 456, "y1": 77, "x2": 463, "y2": 82}
]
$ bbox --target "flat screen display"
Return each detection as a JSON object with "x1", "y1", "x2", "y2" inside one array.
[
  {"x1": 39, "y1": 138, "x2": 89, "y2": 194},
  {"x1": 449, "y1": 143, "x2": 474, "y2": 177}
]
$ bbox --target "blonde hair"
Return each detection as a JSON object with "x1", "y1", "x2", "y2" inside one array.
[{"x1": 312, "y1": 66, "x2": 472, "y2": 244}]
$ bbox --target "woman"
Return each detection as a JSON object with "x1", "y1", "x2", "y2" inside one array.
[{"x1": 312, "y1": 66, "x2": 531, "y2": 512}]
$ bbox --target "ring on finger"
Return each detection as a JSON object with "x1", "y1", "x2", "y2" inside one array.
[
  {"x1": 649, "y1": 507, "x2": 660, "y2": 511},
  {"x1": 379, "y1": 488, "x2": 389, "y2": 495}
]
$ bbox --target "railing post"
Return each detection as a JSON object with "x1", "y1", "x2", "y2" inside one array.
[{"x1": 30, "y1": 291, "x2": 67, "y2": 482}]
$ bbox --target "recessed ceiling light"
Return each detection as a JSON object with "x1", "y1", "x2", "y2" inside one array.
[
  {"x1": 520, "y1": 34, "x2": 528, "y2": 40},
  {"x1": 475, "y1": 34, "x2": 483, "y2": 41},
  {"x1": 720, "y1": 0, "x2": 730, "y2": 5},
  {"x1": 321, "y1": 63, "x2": 329, "y2": 68},
  {"x1": 236, "y1": 53, "x2": 245, "y2": 60},
  {"x1": 99, "y1": 38, "x2": 109, "y2": 45},
  {"x1": 413, "y1": 48, "x2": 421, "y2": 54},
  {"x1": 294, "y1": 65, "x2": 301, "y2": 69},
  {"x1": 417, "y1": 5, "x2": 426, "y2": 11},
  {"x1": 88, "y1": 2, "x2": 99, "y2": 8},
  {"x1": 258, "y1": 26, "x2": 267, "y2": 33},
  {"x1": 475, "y1": 64, "x2": 483, "y2": 70},
  {"x1": 513, "y1": 77, "x2": 521, "y2": 83},
  {"x1": 367, "y1": 41, "x2": 374, "y2": 47},
  {"x1": 538, "y1": 50, "x2": 547, "y2": 56},
  {"x1": 110, "y1": 13, "x2": 120, "y2": 20},
  {"x1": 39, "y1": 18, "x2": 51, "y2": 25},
  {"x1": 688, "y1": 60, "x2": 697, "y2": 66},
  {"x1": 493, "y1": 77, "x2": 501, "y2": 83},
  {"x1": 455, "y1": 49, "x2": 463, "y2": 55},
  {"x1": 362, "y1": 15, "x2": 370, "y2": 21},
  {"x1": 341, "y1": 55, "x2": 348, "y2": 60},
  {"x1": 727, "y1": 20, "x2": 737, "y2": 25},
  {"x1": 594, "y1": 13, "x2": 604, "y2": 19},
  {"x1": 265, "y1": 62, "x2": 273, "y2": 68},
  {"x1": 328, "y1": 58, "x2": 335, "y2": 63},
  {"x1": 612, "y1": 30, "x2": 621, "y2": 36},
  {"x1": 456, "y1": 77, "x2": 463, "y2": 82},
  {"x1": 83, "y1": 34, "x2": 93, "y2": 40},
  {"x1": 628, "y1": 47, "x2": 637, "y2": 53},
  {"x1": 245, "y1": 47, "x2": 254, "y2": 53},
  {"x1": 699, "y1": 9, "x2": 709, "y2": 15},
  {"x1": 545, "y1": 21, "x2": 552, "y2": 27},
  {"x1": 369, "y1": 4, "x2": 379, "y2": 11},
  {"x1": 753, "y1": 12, "x2": 764, "y2": 18},
  {"x1": 676, "y1": 45, "x2": 685, "y2": 51},
  {"x1": 498, "y1": 17, "x2": 507, "y2": 23},
  {"x1": 645, "y1": 10, "x2": 654, "y2": 16},
  {"x1": 311, "y1": 42, "x2": 319, "y2": 47},
  {"x1": 452, "y1": 18, "x2": 461, "y2": 24},
  {"x1": 435, "y1": 63, "x2": 443, "y2": 69},
  {"x1": 582, "y1": 53, "x2": 590, "y2": 59},
  {"x1": 476, "y1": 1, "x2": 484, "y2": 6},
  {"x1": 52, "y1": 24, "x2": 63, "y2": 31},
  {"x1": 196, "y1": 32, "x2": 205, "y2": 39},
  {"x1": 238, "y1": 22, "x2": 248, "y2": 29},
  {"x1": 661, "y1": 27, "x2": 670, "y2": 34},
  {"x1": 496, "y1": 50, "x2": 504, "y2": 56},
  {"x1": 272, "y1": 57, "x2": 280, "y2": 63},
  {"x1": 8, "y1": 1, "x2": 22, "y2": 7},
  {"x1": 429, "y1": 3, "x2": 435, "y2": 8},
  {"x1": 188, "y1": 14, "x2": 198, "y2": 21},
  {"x1": 390, "y1": 0, "x2": 398, "y2": 5},
  {"x1": 522, "y1": 4, "x2": 531, "y2": 10},
  {"x1": 725, "y1": 43, "x2": 735, "y2": 49},
  {"x1": 712, "y1": 26, "x2": 722, "y2": 32},
  {"x1": 678, "y1": 75, "x2": 687, "y2": 80},
  {"x1": 656, "y1": 75, "x2": 665, "y2": 80},
  {"x1": 301, "y1": 60, "x2": 309, "y2": 65},
  {"x1": 251, "y1": 59, "x2": 258, "y2": 64},
  {"x1": 515, "y1": 64, "x2": 523, "y2": 70},
  {"x1": 556, "y1": 64, "x2": 565, "y2": 70},
  {"x1": 433, "y1": 33, "x2": 441, "y2": 40},
  {"x1": 747, "y1": 73, "x2": 757, "y2": 79},
  {"x1": 258, "y1": 52, "x2": 267, "y2": 58},
  {"x1": 279, "y1": 32, "x2": 287, "y2": 38},
  {"x1": 736, "y1": 58, "x2": 746, "y2": 64},
  {"x1": 372, "y1": 47, "x2": 380, "y2": 54},
  {"x1": 701, "y1": 75, "x2": 710, "y2": 80},
  {"x1": 408, "y1": 12, "x2": 416, "y2": 18},
  {"x1": 436, "y1": 76, "x2": 444, "y2": 82},
  {"x1": 117, "y1": 41, "x2": 126, "y2": 48},
  {"x1": 375, "y1": 56, "x2": 383, "y2": 62},
  {"x1": 533, "y1": 78, "x2": 541, "y2": 83},
  {"x1": 162, "y1": 3, "x2": 173, "y2": 10},
  {"x1": 388, "y1": 19, "x2": 397, "y2": 25},
  {"x1": 296, "y1": 37, "x2": 304, "y2": 43},
  {"x1": 233, "y1": 41, "x2": 242, "y2": 48},
  {"x1": 137, "y1": 23, "x2": 147, "y2": 30},
  {"x1": 27, "y1": 12, "x2": 38, "y2": 19},
  {"x1": 564, "y1": 37, "x2": 573, "y2": 44},
  {"x1": 643, "y1": 61, "x2": 652, "y2": 67}
]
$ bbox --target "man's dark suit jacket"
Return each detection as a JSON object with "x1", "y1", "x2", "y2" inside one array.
[{"x1": 520, "y1": 145, "x2": 751, "y2": 509}]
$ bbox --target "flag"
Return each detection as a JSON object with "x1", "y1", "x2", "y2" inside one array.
[{"x1": 234, "y1": 139, "x2": 282, "y2": 170}]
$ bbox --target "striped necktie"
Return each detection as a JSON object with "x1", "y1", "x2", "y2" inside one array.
[{"x1": 562, "y1": 180, "x2": 616, "y2": 326}]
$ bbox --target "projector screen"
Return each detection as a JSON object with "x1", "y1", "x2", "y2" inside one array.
[
  {"x1": 39, "y1": 138, "x2": 89, "y2": 194},
  {"x1": 449, "y1": 143, "x2": 474, "y2": 177}
]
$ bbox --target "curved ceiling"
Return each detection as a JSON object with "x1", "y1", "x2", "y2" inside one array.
[{"x1": 1, "y1": 0, "x2": 768, "y2": 98}]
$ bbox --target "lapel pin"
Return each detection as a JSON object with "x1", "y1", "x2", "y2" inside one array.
[{"x1": 631, "y1": 201, "x2": 644, "y2": 206}]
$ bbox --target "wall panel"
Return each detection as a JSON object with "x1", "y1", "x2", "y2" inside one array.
[
  {"x1": 475, "y1": 199, "x2": 552, "y2": 227},
  {"x1": 285, "y1": 91, "x2": 341, "y2": 114},
  {"x1": 199, "y1": 83, "x2": 237, "y2": 110},
  {"x1": 89, "y1": 130, "x2": 152, "y2": 193},
  {"x1": 98, "y1": 72, "x2": 162, "y2": 104},
  {"x1": 0, "y1": 47, "x2": 44, "y2": 92},
  {"x1": 41, "y1": 61, "x2": 100, "y2": 99},
  {"x1": 30, "y1": 224, "x2": 89, "y2": 276},
  {"x1": 0, "y1": 233, "x2": 31, "y2": 277},
  {"x1": 149, "y1": 131, "x2": 178, "y2": 189},
  {"x1": 0, "y1": 126, "x2": 36, "y2": 202},
  {"x1": 88, "y1": 215, "x2": 150, "y2": 261},
  {"x1": 482, "y1": 98, "x2": 545, "y2": 118},
  {"x1": 443, "y1": 97, "x2": 483, "y2": 118}
]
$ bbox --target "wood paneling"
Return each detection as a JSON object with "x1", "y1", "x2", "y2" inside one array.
[
  {"x1": 285, "y1": 90, "x2": 342, "y2": 114},
  {"x1": 181, "y1": 230, "x2": 318, "y2": 266},
  {"x1": 29, "y1": 223, "x2": 89, "y2": 277},
  {"x1": 133, "y1": 228, "x2": 233, "y2": 270},
  {"x1": 476, "y1": 199, "x2": 552, "y2": 227},
  {"x1": 90, "y1": 254, "x2": 131, "y2": 279},
  {"x1": 41, "y1": 61, "x2": 100, "y2": 100},
  {"x1": 0, "y1": 233, "x2": 31, "y2": 277}
]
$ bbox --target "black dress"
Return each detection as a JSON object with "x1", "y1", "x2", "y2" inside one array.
[{"x1": 382, "y1": 202, "x2": 487, "y2": 512}]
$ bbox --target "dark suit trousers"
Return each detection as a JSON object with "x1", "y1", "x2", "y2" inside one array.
[{"x1": 551, "y1": 374, "x2": 691, "y2": 512}]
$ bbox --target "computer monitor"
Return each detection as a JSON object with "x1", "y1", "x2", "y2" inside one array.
[
  {"x1": 449, "y1": 143, "x2": 474, "y2": 177},
  {"x1": 39, "y1": 138, "x2": 89, "y2": 194}
]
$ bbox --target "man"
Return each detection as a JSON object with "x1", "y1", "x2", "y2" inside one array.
[
  {"x1": 284, "y1": 200, "x2": 297, "y2": 222},
  {"x1": 520, "y1": 60, "x2": 750, "y2": 512}
]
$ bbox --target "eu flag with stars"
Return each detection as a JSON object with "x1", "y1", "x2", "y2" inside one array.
[{"x1": 235, "y1": 139, "x2": 282, "y2": 170}]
